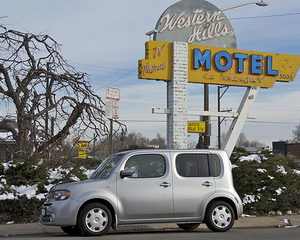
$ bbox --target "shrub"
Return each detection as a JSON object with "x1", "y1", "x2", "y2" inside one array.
[
  {"x1": 4, "y1": 158, "x2": 48, "y2": 187},
  {"x1": 232, "y1": 151, "x2": 300, "y2": 215},
  {"x1": 0, "y1": 195, "x2": 44, "y2": 224}
]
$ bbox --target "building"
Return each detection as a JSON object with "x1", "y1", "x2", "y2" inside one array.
[
  {"x1": 272, "y1": 141, "x2": 300, "y2": 162},
  {"x1": 0, "y1": 132, "x2": 16, "y2": 161},
  {"x1": 0, "y1": 117, "x2": 17, "y2": 161}
]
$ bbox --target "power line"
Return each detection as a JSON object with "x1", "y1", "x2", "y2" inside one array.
[
  {"x1": 96, "y1": 68, "x2": 137, "y2": 90},
  {"x1": 229, "y1": 12, "x2": 300, "y2": 20},
  {"x1": 120, "y1": 120, "x2": 166, "y2": 123},
  {"x1": 247, "y1": 120, "x2": 300, "y2": 125},
  {"x1": 69, "y1": 62, "x2": 138, "y2": 89},
  {"x1": 119, "y1": 119, "x2": 300, "y2": 125},
  {"x1": 71, "y1": 62, "x2": 131, "y2": 74}
]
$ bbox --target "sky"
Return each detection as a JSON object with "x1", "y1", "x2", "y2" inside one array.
[{"x1": 1, "y1": 0, "x2": 300, "y2": 149}]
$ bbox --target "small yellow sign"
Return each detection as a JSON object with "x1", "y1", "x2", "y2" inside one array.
[
  {"x1": 188, "y1": 121, "x2": 205, "y2": 133},
  {"x1": 74, "y1": 140, "x2": 91, "y2": 150},
  {"x1": 138, "y1": 41, "x2": 172, "y2": 81},
  {"x1": 78, "y1": 150, "x2": 87, "y2": 159}
]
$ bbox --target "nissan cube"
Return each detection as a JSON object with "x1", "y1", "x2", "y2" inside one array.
[{"x1": 41, "y1": 149, "x2": 243, "y2": 236}]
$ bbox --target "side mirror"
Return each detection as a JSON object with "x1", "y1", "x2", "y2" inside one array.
[{"x1": 120, "y1": 168, "x2": 134, "y2": 179}]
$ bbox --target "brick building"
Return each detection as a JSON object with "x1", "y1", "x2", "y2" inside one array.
[{"x1": 272, "y1": 141, "x2": 300, "y2": 162}]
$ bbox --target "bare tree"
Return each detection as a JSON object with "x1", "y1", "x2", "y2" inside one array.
[
  {"x1": 0, "y1": 25, "x2": 126, "y2": 159},
  {"x1": 236, "y1": 132, "x2": 249, "y2": 148},
  {"x1": 236, "y1": 132, "x2": 264, "y2": 148},
  {"x1": 292, "y1": 124, "x2": 300, "y2": 143},
  {"x1": 149, "y1": 133, "x2": 166, "y2": 148}
]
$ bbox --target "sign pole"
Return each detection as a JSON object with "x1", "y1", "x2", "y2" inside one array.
[
  {"x1": 109, "y1": 119, "x2": 113, "y2": 155},
  {"x1": 106, "y1": 87, "x2": 120, "y2": 155}
]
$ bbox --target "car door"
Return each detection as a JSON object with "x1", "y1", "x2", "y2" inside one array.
[
  {"x1": 117, "y1": 153, "x2": 174, "y2": 221},
  {"x1": 172, "y1": 153, "x2": 220, "y2": 218}
]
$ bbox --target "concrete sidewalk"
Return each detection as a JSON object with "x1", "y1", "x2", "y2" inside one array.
[{"x1": 1, "y1": 215, "x2": 300, "y2": 237}]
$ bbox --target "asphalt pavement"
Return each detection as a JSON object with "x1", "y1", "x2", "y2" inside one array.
[{"x1": 0, "y1": 214, "x2": 300, "y2": 237}]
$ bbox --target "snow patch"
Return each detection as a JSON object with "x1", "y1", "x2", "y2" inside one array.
[
  {"x1": 293, "y1": 169, "x2": 300, "y2": 175},
  {"x1": 239, "y1": 154, "x2": 261, "y2": 163},
  {"x1": 275, "y1": 187, "x2": 286, "y2": 195},
  {"x1": 276, "y1": 165, "x2": 287, "y2": 175},
  {"x1": 243, "y1": 194, "x2": 260, "y2": 204}
]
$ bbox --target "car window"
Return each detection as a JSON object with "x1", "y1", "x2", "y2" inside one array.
[
  {"x1": 176, "y1": 154, "x2": 221, "y2": 177},
  {"x1": 175, "y1": 154, "x2": 199, "y2": 177},
  {"x1": 210, "y1": 154, "x2": 221, "y2": 177},
  {"x1": 124, "y1": 154, "x2": 166, "y2": 178},
  {"x1": 90, "y1": 154, "x2": 124, "y2": 179}
]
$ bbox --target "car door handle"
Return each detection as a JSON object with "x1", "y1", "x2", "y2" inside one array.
[
  {"x1": 202, "y1": 181, "x2": 213, "y2": 187},
  {"x1": 159, "y1": 182, "x2": 171, "y2": 188}
]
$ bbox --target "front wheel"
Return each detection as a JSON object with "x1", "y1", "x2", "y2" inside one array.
[
  {"x1": 78, "y1": 203, "x2": 112, "y2": 236},
  {"x1": 205, "y1": 201, "x2": 235, "y2": 232}
]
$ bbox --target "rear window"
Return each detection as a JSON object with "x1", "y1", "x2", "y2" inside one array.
[{"x1": 176, "y1": 154, "x2": 221, "y2": 177}]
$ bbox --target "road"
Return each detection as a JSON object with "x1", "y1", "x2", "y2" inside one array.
[{"x1": 2, "y1": 227, "x2": 299, "y2": 239}]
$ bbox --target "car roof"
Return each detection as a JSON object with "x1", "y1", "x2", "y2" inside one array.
[{"x1": 117, "y1": 148, "x2": 227, "y2": 155}]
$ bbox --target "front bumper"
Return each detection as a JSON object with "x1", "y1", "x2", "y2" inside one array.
[{"x1": 40, "y1": 198, "x2": 80, "y2": 226}]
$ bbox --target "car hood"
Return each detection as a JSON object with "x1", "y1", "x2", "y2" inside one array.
[{"x1": 50, "y1": 179, "x2": 106, "y2": 191}]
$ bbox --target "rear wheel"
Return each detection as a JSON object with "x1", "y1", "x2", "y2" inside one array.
[
  {"x1": 205, "y1": 201, "x2": 235, "y2": 232},
  {"x1": 78, "y1": 203, "x2": 112, "y2": 236},
  {"x1": 177, "y1": 223, "x2": 200, "y2": 231}
]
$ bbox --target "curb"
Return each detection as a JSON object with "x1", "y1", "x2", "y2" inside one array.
[{"x1": 0, "y1": 215, "x2": 299, "y2": 237}]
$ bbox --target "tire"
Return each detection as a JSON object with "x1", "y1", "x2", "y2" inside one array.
[
  {"x1": 177, "y1": 223, "x2": 200, "y2": 231},
  {"x1": 205, "y1": 201, "x2": 235, "y2": 232},
  {"x1": 78, "y1": 202, "x2": 112, "y2": 236},
  {"x1": 61, "y1": 226, "x2": 82, "y2": 236}
]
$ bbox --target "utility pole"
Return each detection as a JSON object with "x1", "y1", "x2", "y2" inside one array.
[{"x1": 218, "y1": 86, "x2": 229, "y2": 149}]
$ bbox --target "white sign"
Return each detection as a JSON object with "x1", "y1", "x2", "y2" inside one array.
[
  {"x1": 105, "y1": 99, "x2": 119, "y2": 119},
  {"x1": 106, "y1": 87, "x2": 120, "y2": 100},
  {"x1": 105, "y1": 99, "x2": 113, "y2": 118},
  {"x1": 112, "y1": 100, "x2": 119, "y2": 119}
]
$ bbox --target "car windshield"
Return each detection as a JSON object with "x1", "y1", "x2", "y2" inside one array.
[{"x1": 90, "y1": 154, "x2": 124, "y2": 179}]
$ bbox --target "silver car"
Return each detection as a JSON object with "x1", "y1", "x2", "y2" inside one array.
[{"x1": 40, "y1": 149, "x2": 243, "y2": 236}]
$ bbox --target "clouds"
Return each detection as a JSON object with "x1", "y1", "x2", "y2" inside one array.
[{"x1": 1, "y1": 0, "x2": 300, "y2": 147}]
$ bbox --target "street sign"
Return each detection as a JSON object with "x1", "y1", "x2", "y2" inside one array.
[
  {"x1": 105, "y1": 99, "x2": 119, "y2": 119},
  {"x1": 105, "y1": 99, "x2": 113, "y2": 118},
  {"x1": 187, "y1": 121, "x2": 205, "y2": 133},
  {"x1": 78, "y1": 150, "x2": 87, "y2": 159},
  {"x1": 73, "y1": 139, "x2": 91, "y2": 150},
  {"x1": 106, "y1": 87, "x2": 120, "y2": 119},
  {"x1": 112, "y1": 100, "x2": 119, "y2": 119},
  {"x1": 74, "y1": 140, "x2": 90, "y2": 150},
  {"x1": 106, "y1": 87, "x2": 120, "y2": 100}
]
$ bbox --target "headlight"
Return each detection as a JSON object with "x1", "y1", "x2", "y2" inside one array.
[{"x1": 47, "y1": 190, "x2": 70, "y2": 201}]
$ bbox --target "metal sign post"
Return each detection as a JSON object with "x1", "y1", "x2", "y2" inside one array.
[{"x1": 106, "y1": 87, "x2": 120, "y2": 154}]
